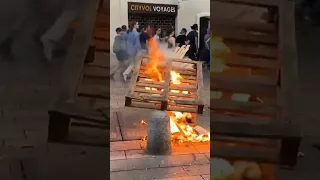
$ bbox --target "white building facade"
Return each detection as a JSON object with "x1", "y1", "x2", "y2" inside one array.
[{"x1": 110, "y1": 0, "x2": 210, "y2": 51}]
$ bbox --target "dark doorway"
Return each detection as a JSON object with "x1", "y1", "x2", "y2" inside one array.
[{"x1": 199, "y1": 17, "x2": 209, "y2": 51}]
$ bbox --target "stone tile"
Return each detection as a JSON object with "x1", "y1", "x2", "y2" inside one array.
[
  {"x1": 171, "y1": 143, "x2": 199, "y2": 155},
  {"x1": 183, "y1": 164, "x2": 210, "y2": 176},
  {"x1": 110, "y1": 157, "x2": 159, "y2": 171},
  {"x1": 192, "y1": 142, "x2": 210, "y2": 153},
  {"x1": 110, "y1": 141, "x2": 142, "y2": 151},
  {"x1": 205, "y1": 153, "x2": 210, "y2": 159},
  {"x1": 110, "y1": 127, "x2": 122, "y2": 141},
  {"x1": 201, "y1": 175, "x2": 210, "y2": 180},
  {"x1": 116, "y1": 108, "x2": 151, "y2": 141},
  {"x1": 111, "y1": 153, "x2": 209, "y2": 172},
  {"x1": 125, "y1": 149, "x2": 153, "y2": 159},
  {"x1": 110, "y1": 151, "x2": 126, "y2": 160},
  {"x1": 157, "y1": 176, "x2": 204, "y2": 180},
  {"x1": 110, "y1": 166, "x2": 188, "y2": 180},
  {"x1": 158, "y1": 154, "x2": 209, "y2": 168}
]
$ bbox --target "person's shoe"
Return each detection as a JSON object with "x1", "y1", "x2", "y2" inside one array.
[
  {"x1": 41, "y1": 39, "x2": 54, "y2": 63},
  {"x1": 123, "y1": 73, "x2": 127, "y2": 81}
]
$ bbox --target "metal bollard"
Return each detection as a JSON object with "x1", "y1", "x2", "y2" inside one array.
[{"x1": 146, "y1": 111, "x2": 171, "y2": 155}]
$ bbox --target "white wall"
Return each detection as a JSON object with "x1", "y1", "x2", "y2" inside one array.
[
  {"x1": 110, "y1": 0, "x2": 210, "y2": 51},
  {"x1": 176, "y1": 0, "x2": 210, "y2": 34}
]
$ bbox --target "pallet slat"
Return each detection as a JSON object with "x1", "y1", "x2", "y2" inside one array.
[{"x1": 126, "y1": 58, "x2": 204, "y2": 114}]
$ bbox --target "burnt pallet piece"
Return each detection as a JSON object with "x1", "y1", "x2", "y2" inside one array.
[
  {"x1": 125, "y1": 56, "x2": 204, "y2": 114},
  {"x1": 48, "y1": 0, "x2": 110, "y2": 147},
  {"x1": 210, "y1": 0, "x2": 301, "y2": 168}
]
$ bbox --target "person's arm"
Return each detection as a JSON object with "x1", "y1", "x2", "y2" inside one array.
[
  {"x1": 172, "y1": 38, "x2": 176, "y2": 49},
  {"x1": 185, "y1": 33, "x2": 191, "y2": 45}
]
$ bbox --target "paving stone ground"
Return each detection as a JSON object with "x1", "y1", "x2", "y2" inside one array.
[{"x1": 110, "y1": 140, "x2": 210, "y2": 180}]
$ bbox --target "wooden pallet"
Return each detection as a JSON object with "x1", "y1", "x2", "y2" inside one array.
[
  {"x1": 48, "y1": 0, "x2": 110, "y2": 147},
  {"x1": 210, "y1": 0, "x2": 301, "y2": 169},
  {"x1": 125, "y1": 57, "x2": 204, "y2": 114}
]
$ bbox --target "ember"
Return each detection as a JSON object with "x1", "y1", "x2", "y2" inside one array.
[{"x1": 141, "y1": 120, "x2": 146, "y2": 125}]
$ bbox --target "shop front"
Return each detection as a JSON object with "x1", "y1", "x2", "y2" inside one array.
[{"x1": 128, "y1": 2, "x2": 178, "y2": 38}]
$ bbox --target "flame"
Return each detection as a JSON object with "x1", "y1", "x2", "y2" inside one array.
[
  {"x1": 170, "y1": 71, "x2": 182, "y2": 84},
  {"x1": 145, "y1": 38, "x2": 165, "y2": 81},
  {"x1": 140, "y1": 37, "x2": 209, "y2": 142},
  {"x1": 141, "y1": 120, "x2": 146, "y2": 125},
  {"x1": 169, "y1": 111, "x2": 210, "y2": 142}
]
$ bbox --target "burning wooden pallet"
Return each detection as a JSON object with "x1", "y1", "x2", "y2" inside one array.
[
  {"x1": 48, "y1": 0, "x2": 110, "y2": 147},
  {"x1": 210, "y1": 0, "x2": 301, "y2": 171},
  {"x1": 125, "y1": 56, "x2": 205, "y2": 114}
]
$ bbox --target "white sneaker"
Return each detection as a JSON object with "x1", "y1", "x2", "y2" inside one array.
[
  {"x1": 123, "y1": 73, "x2": 127, "y2": 81},
  {"x1": 41, "y1": 40, "x2": 54, "y2": 62}
]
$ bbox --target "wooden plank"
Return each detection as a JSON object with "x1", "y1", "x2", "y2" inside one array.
[
  {"x1": 52, "y1": 101, "x2": 107, "y2": 122},
  {"x1": 77, "y1": 83, "x2": 110, "y2": 99},
  {"x1": 83, "y1": 65, "x2": 109, "y2": 79},
  {"x1": 211, "y1": 18, "x2": 276, "y2": 33},
  {"x1": 196, "y1": 61, "x2": 204, "y2": 113},
  {"x1": 210, "y1": 98, "x2": 278, "y2": 114},
  {"x1": 227, "y1": 42, "x2": 278, "y2": 58},
  {"x1": 225, "y1": 54, "x2": 278, "y2": 69},
  {"x1": 210, "y1": 112, "x2": 273, "y2": 124},
  {"x1": 211, "y1": 72, "x2": 277, "y2": 86},
  {"x1": 212, "y1": 26, "x2": 277, "y2": 45},
  {"x1": 76, "y1": 96, "x2": 108, "y2": 109},
  {"x1": 211, "y1": 120, "x2": 301, "y2": 139},
  {"x1": 93, "y1": 40, "x2": 109, "y2": 52},
  {"x1": 278, "y1": 1, "x2": 299, "y2": 123},
  {"x1": 162, "y1": 61, "x2": 172, "y2": 110},
  {"x1": 211, "y1": 145, "x2": 279, "y2": 164},
  {"x1": 210, "y1": 79, "x2": 277, "y2": 96},
  {"x1": 88, "y1": 52, "x2": 110, "y2": 68}
]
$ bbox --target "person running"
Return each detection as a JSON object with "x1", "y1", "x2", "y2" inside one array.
[
  {"x1": 122, "y1": 21, "x2": 140, "y2": 81},
  {"x1": 153, "y1": 27, "x2": 161, "y2": 43},
  {"x1": 140, "y1": 24, "x2": 151, "y2": 55},
  {"x1": 176, "y1": 28, "x2": 187, "y2": 47},
  {"x1": 111, "y1": 27, "x2": 128, "y2": 80},
  {"x1": 186, "y1": 24, "x2": 199, "y2": 61},
  {"x1": 167, "y1": 29, "x2": 176, "y2": 50}
]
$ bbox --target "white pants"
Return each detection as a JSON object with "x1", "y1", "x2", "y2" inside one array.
[
  {"x1": 40, "y1": 10, "x2": 77, "y2": 43},
  {"x1": 123, "y1": 56, "x2": 138, "y2": 76}
]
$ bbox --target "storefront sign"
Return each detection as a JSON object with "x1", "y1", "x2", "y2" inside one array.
[{"x1": 128, "y1": 2, "x2": 178, "y2": 15}]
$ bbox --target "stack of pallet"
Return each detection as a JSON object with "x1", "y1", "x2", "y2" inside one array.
[
  {"x1": 210, "y1": 0, "x2": 301, "y2": 179},
  {"x1": 48, "y1": 0, "x2": 110, "y2": 147}
]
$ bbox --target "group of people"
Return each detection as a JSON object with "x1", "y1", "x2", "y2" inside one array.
[{"x1": 111, "y1": 21, "x2": 211, "y2": 82}]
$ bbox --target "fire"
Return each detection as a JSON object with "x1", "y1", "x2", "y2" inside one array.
[
  {"x1": 141, "y1": 120, "x2": 146, "y2": 125},
  {"x1": 141, "y1": 37, "x2": 209, "y2": 142},
  {"x1": 169, "y1": 111, "x2": 210, "y2": 142},
  {"x1": 144, "y1": 38, "x2": 165, "y2": 81},
  {"x1": 170, "y1": 71, "x2": 182, "y2": 84}
]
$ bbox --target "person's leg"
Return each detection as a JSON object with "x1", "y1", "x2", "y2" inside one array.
[
  {"x1": 123, "y1": 57, "x2": 135, "y2": 81},
  {"x1": 40, "y1": 10, "x2": 77, "y2": 62}
]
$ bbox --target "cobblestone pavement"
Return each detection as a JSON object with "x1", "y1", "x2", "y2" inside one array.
[{"x1": 110, "y1": 140, "x2": 209, "y2": 180}]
